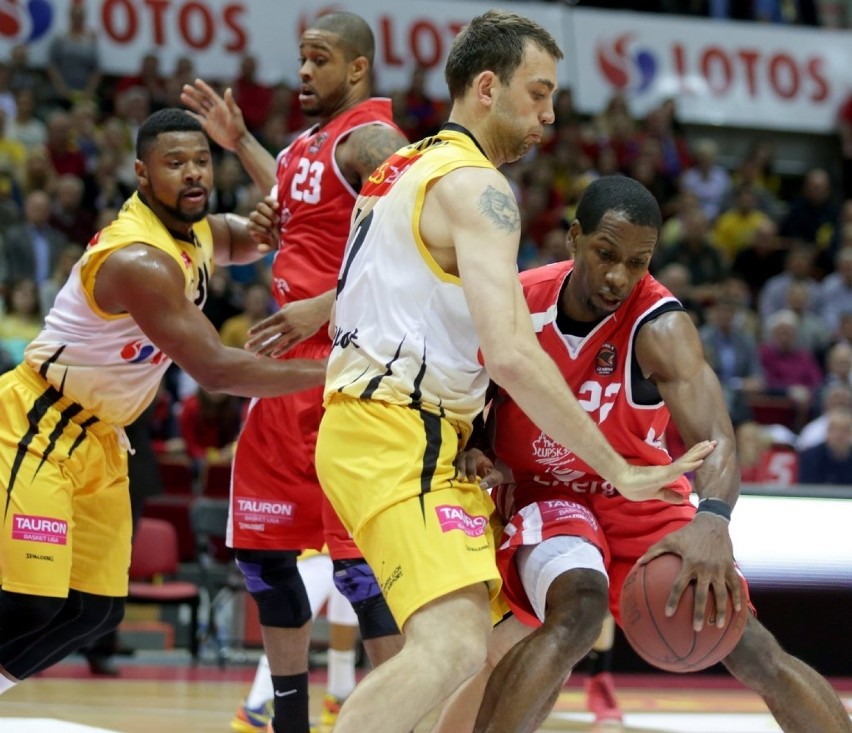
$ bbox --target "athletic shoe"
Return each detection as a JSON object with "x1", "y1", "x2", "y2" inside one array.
[
  {"x1": 585, "y1": 672, "x2": 623, "y2": 723},
  {"x1": 320, "y1": 693, "x2": 346, "y2": 728},
  {"x1": 231, "y1": 699, "x2": 273, "y2": 733}
]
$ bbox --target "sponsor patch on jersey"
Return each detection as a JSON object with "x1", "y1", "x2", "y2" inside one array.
[
  {"x1": 308, "y1": 132, "x2": 328, "y2": 154},
  {"x1": 12, "y1": 514, "x2": 68, "y2": 545},
  {"x1": 595, "y1": 342, "x2": 617, "y2": 376},
  {"x1": 435, "y1": 504, "x2": 488, "y2": 537},
  {"x1": 120, "y1": 339, "x2": 165, "y2": 364}
]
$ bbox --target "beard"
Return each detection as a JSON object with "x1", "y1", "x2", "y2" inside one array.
[
  {"x1": 148, "y1": 185, "x2": 209, "y2": 224},
  {"x1": 493, "y1": 97, "x2": 538, "y2": 163}
]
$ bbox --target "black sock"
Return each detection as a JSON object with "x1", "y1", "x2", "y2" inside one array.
[
  {"x1": 271, "y1": 672, "x2": 310, "y2": 733},
  {"x1": 586, "y1": 647, "x2": 613, "y2": 677}
]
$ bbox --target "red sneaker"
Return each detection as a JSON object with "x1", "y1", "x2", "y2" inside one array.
[{"x1": 585, "y1": 672, "x2": 623, "y2": 723}]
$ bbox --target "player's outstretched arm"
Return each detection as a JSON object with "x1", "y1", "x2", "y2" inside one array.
[
  {"x1": 427, "y1": 167, "x2": 713, "y2": 503},
  {"x1": 634, "y1": 310, "x2": 742, "y2": 630},
  {"x1": 93, "y1": 244, "x2": 326, "y2": 398},
  {"x1": 208, "y1": 210, "x2": 277, "y2": 265},
  {"x1": 181, "y1": 78, "x2": 277, "y2": 193}
]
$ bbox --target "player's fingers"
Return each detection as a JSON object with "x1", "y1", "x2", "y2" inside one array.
[
  {"x1": 248, "y1": 312, "x2": 290, "y2": 336},
  {"x1": 459, "y1": 454, "x2": 477, "y2": 482},
  {"x1": 180, "y1": 91, "x2": 202, "y2": 113},
  {"x1": 193, "y1": 77, "x2": 219, "y2": 97},
  {"x1": 654, "y1": 487, "x2": 685, "y2": 505},
  {"x1": 664, "y1": 575, "x2": 689, "y2": 618},
  {"x1": 710, "y1": 579, "x2": 729, "y2": 629},
  {"x1": 692, "y1": 579, "x2": 713, "y2": 631},
  {"x1": 728, "y1": 572, "x2": 744, "y2": 612},
  {"x1": 479, "y1": 465, "x2": 504, "y2": 490},
  {"x1": 682, "y1": 439, "x2": 717, "y2": 462}
]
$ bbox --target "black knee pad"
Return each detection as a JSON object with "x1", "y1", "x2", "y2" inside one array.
[
  {"x1": 71, "y1": 591, "x2": 125, "y2": 641},
  {"x1": 0, "y1": 590, "x2": 124, "y2": 679},
  {"x1": 333, "y1": 559, "x2": 399, "y2": 640},
  {"x1": 235, "y1": 549, "x2": 311, "y2": 628},
  {"x1": 0, "y1": 590, "x2": 65, "y2": 638}
]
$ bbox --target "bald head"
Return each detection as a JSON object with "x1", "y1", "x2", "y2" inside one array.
[{"x1": 312, "y1": 12, "x2": 375, "y2": 66}]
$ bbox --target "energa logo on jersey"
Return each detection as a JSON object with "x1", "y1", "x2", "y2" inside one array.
[{"x1": 0, "y1": 0, "x2": 53, "y2": 43}]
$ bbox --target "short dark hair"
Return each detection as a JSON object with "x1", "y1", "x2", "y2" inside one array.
[
  {"x1": 313, "y1": 11, "x2": 375, "y2": 66},
  {"x1": 136, "y1": 108, "x2": 204, "y2": 160},
  {"x1": 575, "y1": 175, "x2": 662, "y2": 234},
  {"x1": 444, "y1": 10, "x2": 563, "y2": 102}
]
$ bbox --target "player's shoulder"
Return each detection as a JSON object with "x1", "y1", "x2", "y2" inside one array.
[{"x1": 519, "y1": 261, "x2": 571, "y2": 289}]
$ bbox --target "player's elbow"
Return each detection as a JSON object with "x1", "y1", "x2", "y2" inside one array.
[{"x1": 481, "y1": 343, "x2": 535, "y2": 388}]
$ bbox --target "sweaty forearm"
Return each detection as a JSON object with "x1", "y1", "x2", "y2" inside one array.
[
  {"x1": 192, "y1": 353, "x2": 327, "y2": 398},
  {"x1": 233, "y1": 133, "x2": 277, "y2": 193},
  {"x1": 691, "y1": 439, "x2": 740, "y2": 508}
]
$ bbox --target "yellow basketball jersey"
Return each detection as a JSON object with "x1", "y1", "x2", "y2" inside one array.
[
  {"x1": 24, "y1": 193, "x2": 214, "y2": 426},
  {"x1": 325, "y1": 128, "x2": 495, "y2": 426}
]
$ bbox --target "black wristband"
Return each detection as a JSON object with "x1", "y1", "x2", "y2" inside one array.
[{"x1": 696, "y1": 497, "x2": 732, "y2": 522}]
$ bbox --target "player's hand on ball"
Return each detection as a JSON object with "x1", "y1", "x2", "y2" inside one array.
[{"x1": 638, "y1": 516, "x2": 742, "y2": 631}]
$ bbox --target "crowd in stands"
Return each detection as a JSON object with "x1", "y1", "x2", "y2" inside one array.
[{"x1": 1, "y1": 2, "x2": 852, "y2": 493}]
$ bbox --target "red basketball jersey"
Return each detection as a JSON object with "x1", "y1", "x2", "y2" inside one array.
[
  {"x1": 271, "y1": 98, "x2": 401, "y2": 308},
  {"x1": 491, "y1": 261, "x2": 691, "y2": 513}
]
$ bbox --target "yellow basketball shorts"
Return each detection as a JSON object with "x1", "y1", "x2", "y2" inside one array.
[
  {"x1": 316, "y1": 394, "x2": 502, "y2": 629},
  {"x1": 0, "y1": 365, "x2": 132, "y2": 598}
]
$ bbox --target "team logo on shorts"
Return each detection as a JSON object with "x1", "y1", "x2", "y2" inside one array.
[
  {"x1": 12, "y1": 514, "x2": 68, "y2": 545},
  {"x1": 595, "y1": 342, "x2": 617, "y2": 376},
  {"x1": 435, "y1": 505, "x2": 488, "y2": 537}
]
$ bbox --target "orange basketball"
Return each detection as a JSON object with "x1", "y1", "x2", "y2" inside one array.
[{"x1": 619, "y1": 553, "x2": 749, "y2": 673}]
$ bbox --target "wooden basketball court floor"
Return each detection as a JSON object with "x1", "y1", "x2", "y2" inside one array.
[{"x1": 3, "y1": 653, "x2": 851, "y2": 733}]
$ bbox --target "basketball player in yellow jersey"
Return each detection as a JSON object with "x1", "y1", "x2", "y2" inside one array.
[
  {"x1": 0, "y1": 108, "x2": 326, "y2": 694},
  {"x1": 315, "y1": 11, "x2": 714, "y2": 733}
]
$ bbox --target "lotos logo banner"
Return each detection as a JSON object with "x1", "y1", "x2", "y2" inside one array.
[
  {"x1": 596, "y1": 33, "x2": 657, "y2": 94},
  {"x1": 570, "y1": 7, "x2": 847, "y2": 132},
  {"x1": 0, "y1": 0, "x2": 52, "y2": 42}
]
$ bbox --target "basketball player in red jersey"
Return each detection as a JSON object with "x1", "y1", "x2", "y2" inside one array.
[
  {"x1": 182, "y1": 12, "x2": 409, "y2": 733},
  {"x1": 432, "y1": 175, "x2": 852, "y2": 733}
]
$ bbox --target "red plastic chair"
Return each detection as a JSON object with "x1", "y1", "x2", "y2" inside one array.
[
  {"x1": 200, "y1": 460, "x2": 232, "y2": 498},
  {"x1": 156, "y1": 454, "x2": 195, "y2": 496},
  {"x1": 128, "y1": 517, "x2": 201, "y2": 660}
]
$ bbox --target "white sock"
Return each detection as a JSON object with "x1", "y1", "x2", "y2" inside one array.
[
  {"x1": 327, "y1": 648, "x2": 357, "y2": 700},
  {"x1": 0, "y1": 674, "x2": 18, "y2": 695},
  {"x1": 245, "y1": 654, "x2": 273, "y2": 708}
]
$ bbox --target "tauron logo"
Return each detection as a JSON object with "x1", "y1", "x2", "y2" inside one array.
[{"x1": 596, "y1": 33, "x2": 657, "y2": 94}]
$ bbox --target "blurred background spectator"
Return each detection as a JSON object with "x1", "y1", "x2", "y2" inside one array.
[
  {"x1": 700, "y1": 297, "x2": 766, "y2": 425},
  {"x1": 0, "y1": 189, "x2": 67, "y2": 293},
  {"x1": 759, "y1": 309, "x2": 824, "y2": 422},
  {"x1": 797, "y1": 406, "x2": 852, "y2": 483},
  {"x1": 45, "y1": 2, "x2": 100, "y2": 110}
]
